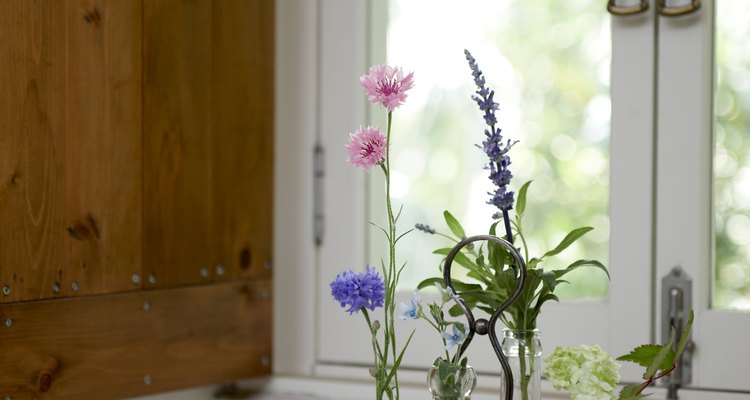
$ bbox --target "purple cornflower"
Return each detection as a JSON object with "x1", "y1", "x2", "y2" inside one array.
[
  {"x1": 331, "y1": 265, "x2": 386, "y2": 314},
  {"x1": 464, "y1": 50, "x2": 516, "y2": 214}
]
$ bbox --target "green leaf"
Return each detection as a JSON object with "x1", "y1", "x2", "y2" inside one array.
[
  {"x1": 674, "y1": 310, "x2": 695, "y2": 362},
  {"x1": 644, "y1": 328, "x2": 675, "y2": 379},
  {"x1": 540, "y1": 271, "x2": 557, "y2": 292},
  {"x1": 443, "y1": 210, "x2": 465, "y2": 239},
  {"x1": 488, "y1": 222, "x2": 510, "y2": 271},
  {"x1": 553, "y1": 259, "x2": 610, "y2": 280},
  {"x1": 543, "y1": 227, "x2": 594, "y2": 258},
  {"x1": 417, "y1": 277, "x2": 443, "y2": 291},
  {"x1": 516, "y1": 180, "x2": 532, "y2": 216},
  {"x1": 434, "y1": 248, "x2": 493, "y2": 283},
  {"x1": 617, "y1": 344, "x2": 674, "y2": 371},
  {"x1": 618, "y1": 384, "x2": 649, "y2": 400},
  {"x1": 384, "y1": 329, "x2": 415, "y2": 386}
]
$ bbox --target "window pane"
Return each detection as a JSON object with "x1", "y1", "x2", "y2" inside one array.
[
  {"x1": 372, "y1": 0, "x2": 611, "y2": 299},
  {"x1": 713, "y1": 0, "x2": 750, "y2": 310}
]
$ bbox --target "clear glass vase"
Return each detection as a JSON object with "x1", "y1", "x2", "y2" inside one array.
[
  {"x1": 499, "y1": 329, "x2": 542, "y2": 400},
  {"x1": 427, "y1": 363, "x2": 477, "y2": 400}
]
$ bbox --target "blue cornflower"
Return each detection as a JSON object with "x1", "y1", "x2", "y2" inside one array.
[
  {"x1": 399, "y1": 291, "x2": 421, "y2": 320},
  {"x1": 330, "y1": 265, "x2": 386, "y2": 314},
  {"x1": 465, "y1": 49, "x2": 517, "y2": 213},
  {"x1": 442, "y1": 324, "x2": 466, "y2": 350}
]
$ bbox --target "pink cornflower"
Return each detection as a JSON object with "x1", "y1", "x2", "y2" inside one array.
[
  {"x1": 346, "y1": 126, "x2": 387, "y2": 170},
  {"x1": 360, "y1": 65, "x2": 415, "y2": 112}
]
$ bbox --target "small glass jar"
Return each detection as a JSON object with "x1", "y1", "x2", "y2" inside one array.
[
  {"x1": 499, "y1": 329, "x2": 542, "y2": 400},
  {"x1": 427, "y1": 362, "x2": 477, "y2": 400}
]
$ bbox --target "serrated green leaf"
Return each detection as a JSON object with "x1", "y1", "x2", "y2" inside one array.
[
  {"x1": 618, "y1": 383, "x2": 650, "y2": 400},
  {"x1": 617, "y1": 344, "x2": 674, "y2": 371},
  {"x1": 553, "y1": 259, "x2": 610, "y2": 280},
  {"x1": 443, "y1": 210, "x2": 465, "y2": 239},
  {"x1": 645, "y1": 328, "x2": 674, "y2": 379},
  {"x1": 543, "y1": 227, "x2": 594, "y2": 258},
  {"x1": 516, "y1": 180, "x2": 532, "y2": 216},
  {"x1": 674, "y1": 310, "x2": 695, "y2": 362}
]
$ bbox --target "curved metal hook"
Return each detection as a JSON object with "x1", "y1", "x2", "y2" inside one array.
[{"x1": 443, "y1": 234, "x2": 527, "y2": 400}]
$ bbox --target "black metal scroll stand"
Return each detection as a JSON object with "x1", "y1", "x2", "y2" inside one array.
[{"x1": 443, "y1": 234, "x2": 527, "y2": 400}]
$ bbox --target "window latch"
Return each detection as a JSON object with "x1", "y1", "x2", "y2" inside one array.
[{"x1": 661, "y1": 266, "x2": 696, "y2": 399}]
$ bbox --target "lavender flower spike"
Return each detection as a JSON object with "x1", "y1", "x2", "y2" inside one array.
[{"x1": 464, "y1": 50, "x2": 517, "y2": 214}]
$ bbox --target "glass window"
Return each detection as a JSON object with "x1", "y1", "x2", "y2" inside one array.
[
  {"x1": 371, "y1": 0, "x2": 611, "y2": 299},
  {"x1": 713, "y1": 0, "x2": 750, "y2": 310}
]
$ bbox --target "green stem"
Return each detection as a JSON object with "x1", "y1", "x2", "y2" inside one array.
[{"x1": 384, "y1": 112, "x2": 400, "y2": 400}]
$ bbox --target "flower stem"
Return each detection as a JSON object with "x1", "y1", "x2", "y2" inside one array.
[
  {"x1": 502, "y1": 209, "x2": 514, "y2": 245},
  {"x1": 384, "y1": 111, "x2": 400, "y2": 400}
]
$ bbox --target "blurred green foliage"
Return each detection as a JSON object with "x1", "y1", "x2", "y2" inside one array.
[
  {"x1": 371, "y1": 0, "x2": 611, "y2": 300},
  {"x1": 713, "y1": 0, "x2": 750, "y2": 310}
]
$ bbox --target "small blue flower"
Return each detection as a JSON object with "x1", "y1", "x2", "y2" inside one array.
[
  {"x1": 442, "y1": 324, "x2": 466, "y2": 350},
  {"x1": 399, "y1": 291, "x2": 420, "y2": 320},
  {"x1": 330, "y1": 265, "x2": 386, "y2": 314}
]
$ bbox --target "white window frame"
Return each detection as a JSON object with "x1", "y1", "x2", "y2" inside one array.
[
  {"x1": 311, "y1": 0, "x2": 654, "y2": 387},
  {"x1": 656, "y1": 0, "x2": 750, "y2": 392},
  {"x1": 274, "y1": 0, "x2": 750, "y2": 398}
]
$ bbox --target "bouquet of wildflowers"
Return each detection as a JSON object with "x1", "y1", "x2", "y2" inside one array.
[
  {"x1": 330, "y1": 65, "x2": 415, "y2": 400},
  {"x1": 416, "y1": 50, "x2": 610, "y2": 400}
]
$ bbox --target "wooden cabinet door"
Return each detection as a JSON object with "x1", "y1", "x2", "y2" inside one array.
[
  {"x1": 143, "y1": 0, "x2": 274, "y2": 288},
  {"x1": 0, "y1": 0, "x2": 142, "y2": 304}
]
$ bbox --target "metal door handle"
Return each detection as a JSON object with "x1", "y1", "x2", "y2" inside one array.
[
  {"x1": 608, "y1": 0, "x2": 649, "y2": 16},
  {"x1": 658, "y1": 0, "x2": 701, "y2": 16}
]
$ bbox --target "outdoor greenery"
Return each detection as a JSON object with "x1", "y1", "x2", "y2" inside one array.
[
  {"x1": 375, "y1": 0, "x2": 610, "y2": 299},
  {"x1": 714, "y1": 0, "x2": 750, "y2": 310}
]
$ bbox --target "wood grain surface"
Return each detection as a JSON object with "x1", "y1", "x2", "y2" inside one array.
[
  {"x1": 142, "y1": 0, "x2": 215, "y2": 288},
  {"x1": 0, "y1": 1, "x2": 72, "y2": 303},
  {"x1": 64, "y1": 0, "x2": 143, "y2": 298},
  {"x1": 0, "y1": 279, "x2": 273, "y2": 399},
  {"x1": 1, "y1": 0, "x2": 275, "y2": 397},
  {"x1": 212, "y1": 0, "x2": 275, "y2": 282}
]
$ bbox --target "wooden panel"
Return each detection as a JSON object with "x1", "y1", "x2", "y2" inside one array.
[
  {"x1": 212, "y1": 0, "x2": 275, "y2": 281},
  {"x1": 0, "y1": 1, "x2": 68, "y2": 303},
  {"x1": 143, "y1": 0, "x2": 214, "y2": 288},
  {"x1": 64, "y1": 0, "x2": 143, "y2": 297},
  {"x1": 0, "y1": 279, "x2": 273, "y2": 399}
]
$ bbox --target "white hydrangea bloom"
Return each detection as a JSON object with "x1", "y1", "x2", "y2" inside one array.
[{"x1": 544, "y1": 345, "x2": 620, "y2": 400}]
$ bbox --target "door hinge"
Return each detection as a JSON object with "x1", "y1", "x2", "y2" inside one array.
[{"x1": 314, "y1": 145, "x2": 325, "y2": 246}]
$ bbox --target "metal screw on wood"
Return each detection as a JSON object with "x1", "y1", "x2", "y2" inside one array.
[
  {"x1": 143, "y1": 374, "x2": 152, "y2": 385},
  {"x1": 200, "y1": 267, "x2": 210, "y2": 279},
  {"x1": 131, "y1": 274, "x2": 141, "y2": 285},
  {"x1": 147, "y1": 273, "x2": 156, "y2": 285},
  {"x1": 143, "y1": 302, "x2": 151, "y2": 312},
  {"x1": 264, "y1": 260, "x2": 272, "y2": 271},
  {"x1": 71, "y1": 281, "x2": 79, "y2": 292},
  {"x1": 216, "y1": 264, "x2": 225, "y2": 276},
  {"x1": 5, "y1": 396, "x2": 13, "y2": 400},
  {"x1": 52, "y1": 282, "x2": 61, "y2": 293},
  {"x1": 260, "y1": 288, "x2": 271, "y2": 300},
  {"x1": 261, "y1": 356, "x2": 270, "y2": 367},
  {"x1": 2, "y1": 285, "x2": 9, "y2": 296},
  {"x1": 4, "y1": 319, "x2": 12, "y2": 328}
]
